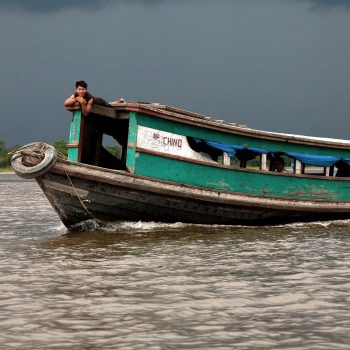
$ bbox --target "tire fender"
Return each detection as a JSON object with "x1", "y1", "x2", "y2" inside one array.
[{"x1": 11, "y1": 143, "x2": 57, "y2": 179}]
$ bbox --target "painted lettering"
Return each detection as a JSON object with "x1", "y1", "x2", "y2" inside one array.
[{"x1": 162, "y1": 137, "x2": 182, "y2": 148}]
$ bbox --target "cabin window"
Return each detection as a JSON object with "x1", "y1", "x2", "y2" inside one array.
[
  {"x1": 229, "y1": 156, "x2": 241, "y2": 167},
  {"x1": 187, "y1": 137, "x2": 222, "y2": 161},
  {"x1": 219, "y1": 153, "x2": 261, "y2": 169},
  {"x1": 234, "y1": 149, "x2": 260, "y2": 169},
  {"x1": 187, "y1": 136, "x2": 350, "y2": 179},
  {"x1": 244, "y1": 156, "x2": 261, "y2": 170},
  {"x1": 292, "y1": 162, "x2": 337, "y2": 177},
  {"x1": 335, "y1": 161, "x2": 350, "y2": 177},
  {"x1": 97, "y1": 134, "x2": 123, "y2": 169},
  {"x1": 302, "y1": 164, "x2": 325, "y2": 176},
  {"x1": 102, "y1": 135, "x2": 122, "y2": 160},
  {"x1": 80, "y1": 112, "x2": 129, "y2": 171}
]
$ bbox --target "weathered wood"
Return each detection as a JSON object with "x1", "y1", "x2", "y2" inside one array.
[
  {"x1": 35, "y1": 159, "x2": 350, "y2": 230},
  {"x1": 66, "y1": 103, "x2": 126, "y2": 119},
  {"x1": 91, "y1": 104, "x2": 118, "y2": 118}
]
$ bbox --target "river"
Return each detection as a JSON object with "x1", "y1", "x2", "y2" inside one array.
[{"x1": 1, "y1": 174, "x2": 350, "y2": 349}]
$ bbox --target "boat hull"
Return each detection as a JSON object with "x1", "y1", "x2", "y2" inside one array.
[{"x1": 36, "y1": 159, "x2": 350, "y2": 229}]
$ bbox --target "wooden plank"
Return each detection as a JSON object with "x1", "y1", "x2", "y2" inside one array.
[
  {"x1": 91, "y1": 104, "x2": 118, "y2": 118},
  {"x1": 37, "y1": 164, "x2": 350, "y2": 229}
]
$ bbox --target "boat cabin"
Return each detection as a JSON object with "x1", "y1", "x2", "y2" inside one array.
[
  {"x1": 66, "y1": 102, "x2": 350, "y2": 182},
  {"x1": 67, "y1": 104, "x2": 129, "y2": 171}
]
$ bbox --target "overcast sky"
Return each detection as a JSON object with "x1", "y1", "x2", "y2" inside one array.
[{"x1": 0, "y1": 0, "x2": 349, "y2": 146}]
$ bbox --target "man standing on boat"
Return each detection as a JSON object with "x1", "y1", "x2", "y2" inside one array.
[{"x1": 64, "y1": 80, "x2": 125, "y2": 116}]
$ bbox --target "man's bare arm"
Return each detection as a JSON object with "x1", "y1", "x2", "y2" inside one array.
[
  {"x1": 64, "y1": 94, "x2": 77, "y2": 107},
  {"x1": 77, "y1": 97, "x2": 93, "y2": 116}
]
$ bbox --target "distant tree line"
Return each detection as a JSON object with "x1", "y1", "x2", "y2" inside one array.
[
  {"x1": 0, "y1": 139, "x2": 69, "y2": 170},
  {"x1": 0, "y1": 140, "x2": 18, "y2": 170}
]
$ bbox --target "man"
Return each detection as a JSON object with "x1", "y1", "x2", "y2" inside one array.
[
  {"x1": 64, "y1": 80, "x2": 125, "y2": 116},
  {"x1": 271, "y1": 157, "x2": 289, "y2": 173},
  {"x1": 64, "y1": 80, "x2": 95, "y2": 116}
]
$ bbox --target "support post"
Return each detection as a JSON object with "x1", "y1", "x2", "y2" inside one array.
[
  {"x1": 294, "y1": 160, "x2": 302, "y2": 174},
  {"x1": 223, "y1": 152, "x2": 230, "y2": 166},
  {"x1": 260, "y1": 154, "x2": 267, "y2": 171},
  {"x1": 67, "y1": 110, "x2": 83, "y2": 162}
]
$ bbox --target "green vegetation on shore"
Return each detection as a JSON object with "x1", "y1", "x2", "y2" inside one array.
[
  {"x1": 0, "y1": 140, "x2": 17, "y2": 171},
  {"x1": 0, "y1": 139, "x2": 122, "y2": 171},
  {"x1": 0, "y1": 139, "x2": 69, "y2": 171},
  {"x1": 52, "y1": 139, "x2": 68, "y2": 157}
]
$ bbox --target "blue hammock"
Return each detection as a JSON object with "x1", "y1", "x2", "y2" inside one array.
[{"x1": 193, "y1": 138, "x2": 350, "y2": 167}]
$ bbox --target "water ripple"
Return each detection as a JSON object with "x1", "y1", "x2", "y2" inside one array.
[{"x1": 1, "y1": 175, "x2": 350, "y2": 349}]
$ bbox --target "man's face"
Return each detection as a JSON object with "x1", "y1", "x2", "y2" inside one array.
[
  {"x1": 76, "y1": 86, "x2": 87, "y2": 97},
  {"x1": 272, "y1": 161, "x2": 283, "y2": 172}
]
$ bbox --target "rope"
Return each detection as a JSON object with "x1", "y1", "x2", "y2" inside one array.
[
  {"x1": 10, "y1": 143, "x2": 68, "y2": 160},
  {"x1": 11, "y1": 142, "x2": 104, "y2": 226},
  {"x1": 64, "y1": 170, "x2": 104, "y2": 226},
  {"x1": 10, "y1": 142, "x2": 50, "y2": 163}
]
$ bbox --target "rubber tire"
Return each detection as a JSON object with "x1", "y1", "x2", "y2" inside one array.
[{"x1": 11, "y1": 143, "x2": 57, "y2": 179}]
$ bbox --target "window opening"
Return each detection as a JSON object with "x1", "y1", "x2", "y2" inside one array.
[
  {"x1": 335, "y1": 161, "x2": 350, "y2": 177},
  {"x1": 187, "y1": 136, "x2": 350, "y2": 178},
  {"x1": 269, "y1": 155, "x2": 292, "y2": 174},
  {"x1": 102, "y1": 135, "x2": 122, "y2": 160}
]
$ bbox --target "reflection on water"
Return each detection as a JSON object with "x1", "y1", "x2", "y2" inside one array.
[{"x1": 1, "y1": 174, "x2": 350, "y2": 349}]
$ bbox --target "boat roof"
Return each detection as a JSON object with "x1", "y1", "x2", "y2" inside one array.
[
  {"x1": 112, "y1": 101, "x2": 350, "y2": 149},
  {"x1": 68, "y1": 101, "x2": 350, "y2": 150}
]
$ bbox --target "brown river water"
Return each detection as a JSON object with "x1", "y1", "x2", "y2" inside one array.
[{"x1": 1, "y1": 173, "x2": 350, "y2": 349}]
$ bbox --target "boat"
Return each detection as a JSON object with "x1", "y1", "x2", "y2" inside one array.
[{"x1": 11, "y1": 100, "x2": 350, "y2": 229}]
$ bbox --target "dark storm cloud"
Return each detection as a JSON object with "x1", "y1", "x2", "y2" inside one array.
[
  {"x1": 0, "y1": 0, "x2": 115, "y2": 13},
  {"x1": 300, "y1": 0, "x2": 350, "y2": 10},
  {"x1": 1, "y1": 0, "x2": 350, "y2": 14},
  {"x1": 1, "y1": 0, "x2": 350, "y2": 146},
  {"x1": 0, "y1": 0, "x2": 162, "y2": 13}
]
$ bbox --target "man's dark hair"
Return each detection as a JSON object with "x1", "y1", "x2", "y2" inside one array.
[
  {"x1": 75, "y1": 80, "x2": 88, "y2": 89},
  {"x1": 272, "y1": 156, "x2": 285, "y2": 166}
]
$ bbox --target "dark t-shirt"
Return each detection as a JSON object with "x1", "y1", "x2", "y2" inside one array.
[
  {"x1": 74, "y1": 91, "x2": 110, "y2": 107},
  {"x1": 74, "y1": 91, "x2": 94, "y2": 102}
]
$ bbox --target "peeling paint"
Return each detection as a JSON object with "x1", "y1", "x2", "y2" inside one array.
[
  {"x1": 207, "y1": 179, "x2": 230, "y2": 190},
  {"x1": 285, "y1": 184, "x2": 334, "y2": 199}
]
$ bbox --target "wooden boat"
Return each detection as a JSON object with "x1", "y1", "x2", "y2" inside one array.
[{"x1": 11, "y1": 101, "x2": 350, "y2": 229}]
